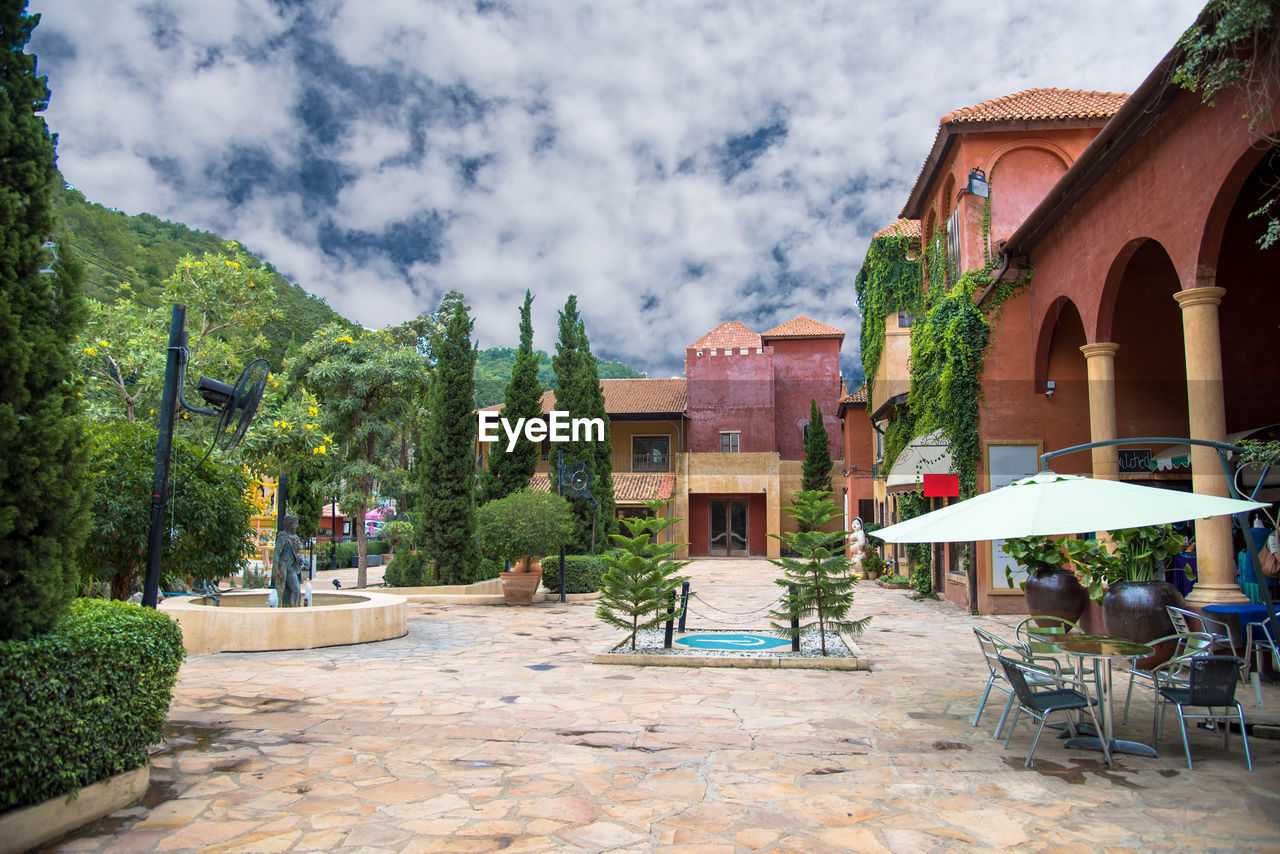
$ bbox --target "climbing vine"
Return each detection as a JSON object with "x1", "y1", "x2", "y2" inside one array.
[
  {"x1": 854, "y1": 231, "x2": 923, "y2": 399},
  {"x1": 1175, "y1": 0, "x2": 1280, "y2": 249},
  {"x1": 859, "y1": 177, "x2": 1031, "y2": 501},
  {"x1": 897, "y1": 491, "x2": 934, "y2": 596}
]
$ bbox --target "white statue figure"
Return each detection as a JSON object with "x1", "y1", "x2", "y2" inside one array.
[{"x1": 849, "y1": 517, "x2": 867, "y2": 571}]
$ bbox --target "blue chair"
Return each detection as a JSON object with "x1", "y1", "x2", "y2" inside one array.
[
  {"x1": 998, "y1": 656, "x2": 1111, "y2": 768},
  {"x1": 1154, "y1": 654, "x2": 1252, "y2": 771}
]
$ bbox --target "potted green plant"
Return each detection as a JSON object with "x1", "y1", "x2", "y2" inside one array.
[
  {"x1": 1001, "y1": 535, "x2": 1088, "y2": 626},
  {"x1": 476, "y1": 489, "x2": 574, "y2": 605},
  {"x1": 1064, "y1": 523, "x2": 1187, "y2": 662}
]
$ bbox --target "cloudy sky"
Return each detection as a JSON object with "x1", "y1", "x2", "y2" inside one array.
[{"x1": 31, "y1": 0, "x2": 1206, "y2": 379}]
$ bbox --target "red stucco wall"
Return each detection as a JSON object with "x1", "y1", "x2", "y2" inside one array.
[
  {"x1": 765, "y1": 337, "x2": 844, "y2": 461},
  {"x1": 685, "y1": 347, "x2": 776, "y2": 453}
]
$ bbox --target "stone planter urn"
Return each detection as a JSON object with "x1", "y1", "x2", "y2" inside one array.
[
  {"x1": 1024, "y1": 569, "x2": 1089, "y2": 626},
  {"x1": 1102, "y1": 580, "x2": 1185, "y2": 668},
  {"x1": 500, "y1": 558, "x2": 543, "y2": 605}
]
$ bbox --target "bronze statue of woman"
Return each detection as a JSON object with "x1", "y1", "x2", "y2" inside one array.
[{"x1": 273, "y1": 514, "x2": 305, "y2": 607}]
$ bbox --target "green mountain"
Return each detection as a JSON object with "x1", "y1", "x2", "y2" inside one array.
[
  {"x1": 51, "y1": 180, "x2": 648, "y2": 396},
  {"x1": 52, "y1": 182, "x2": 350, "y2": 369},
  {"x1": 474, "y1": 347, "x2": 645, "y2": 407}
]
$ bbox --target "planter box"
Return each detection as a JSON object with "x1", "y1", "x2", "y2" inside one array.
[
  {"x1": 0, "y1": 765, "x2": 149, "y2": 854},
  {"x1": 351, "y1": 554, "x2": 383, "y2": 567}
]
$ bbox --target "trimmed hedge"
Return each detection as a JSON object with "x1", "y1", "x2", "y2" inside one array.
[
  {"x1": 382, "y1": 551, "x2": 433, "y2": 587},
  {"x1": 540, "y1": 553, "x2": 612, "y2": 594},
  {"x1": 473, "y1": 556, "x2": 504, "y2": 583},
  {"x1": 0, "y1": 599, "x2": 185, "y2": 810}
]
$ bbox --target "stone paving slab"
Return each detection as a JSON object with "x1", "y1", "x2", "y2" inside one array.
[{"x1": 41, "y1": 559, "x2": 1280, "y2": 852}]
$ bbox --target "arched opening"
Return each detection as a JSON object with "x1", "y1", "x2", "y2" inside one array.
[
  {"x1": 1036, "y1": 297, "x2": 1091, "y2": 473},
  {"x1": 1210, "y1": 144, "x2": 1280, "y2": 435},
  {"x1": 989, "y1": 146, "x2": 1069, "y2": 244},
  {"x1": 1108, "y1": 240, "x2": 1190, "y2": 448}
]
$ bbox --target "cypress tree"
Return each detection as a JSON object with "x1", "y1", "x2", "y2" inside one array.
[
  {"x1": 801, "y1": 398, "x2": 833, "y2": 494},
  {"x1": 551, "y1": 296, "x2": 616, "y2": 553},
  {"x1": 417, "y1": 292, "x2": 480, "y2": 584},
  {"x1": 0, "y1": 3, "x2": 90, "y2": 640},
  {"x1": 479, "y1": 290, "x2": 542, "y2": 504}
]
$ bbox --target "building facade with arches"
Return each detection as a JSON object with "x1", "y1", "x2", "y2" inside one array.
[{"x1": 866, "y1": 20, "x2": 1279, "y2": 615}]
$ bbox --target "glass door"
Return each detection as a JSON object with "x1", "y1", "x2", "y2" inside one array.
[{"x1": 709, "y1": 499, "x2": 748, "y2": 556}]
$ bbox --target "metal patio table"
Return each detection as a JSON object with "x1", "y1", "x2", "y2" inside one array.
[{"x1": 1028, "y1": 632, "x2": 1156, "y2": 758}]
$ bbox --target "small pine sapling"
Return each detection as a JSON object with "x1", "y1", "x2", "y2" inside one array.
[
  {"x1": 595, "y1": 500, "x2": 690, "y2": 650},
  {"x1": 769, "y1": 491, "x2": 871, "y2": 655}
]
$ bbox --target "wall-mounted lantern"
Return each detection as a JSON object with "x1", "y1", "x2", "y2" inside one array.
[{"x1": 967, "y1": 167, "x2": 989, "y2": 198}]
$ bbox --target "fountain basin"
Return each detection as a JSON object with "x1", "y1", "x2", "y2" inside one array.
[{"x1": 160, "y1": 590, "x2": 407, "y2": 654}]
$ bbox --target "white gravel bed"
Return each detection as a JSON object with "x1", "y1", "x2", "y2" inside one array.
[{"x1": 613, "y1": 625, "x2": 854, "y2": 658}]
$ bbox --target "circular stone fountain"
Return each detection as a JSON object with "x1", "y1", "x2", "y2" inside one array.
[{"x1": 160, "y1": 590, "x2": 407, "y2": 654}]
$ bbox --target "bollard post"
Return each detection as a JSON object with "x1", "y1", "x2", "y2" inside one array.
[
  {"x1": 677, "y1": 581, "x2": 690, "y2": 633},
  {"x1": 664, "y1": 588, "x2": 676, "y2": 649},
  {"x1": 788, "y1": 583, "x2": 800, "y2": 652}
]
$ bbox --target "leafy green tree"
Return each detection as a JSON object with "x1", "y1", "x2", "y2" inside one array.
[
  {"x1": 0, "y1": 3, "x2": 91, "y2": 640},
  {"x1": 595, "y1": 501, "x2": 690, "y2": 650},
  {"x1": 552, "y1": 295, "x2": 616, "y2": 552},
  {"x1": 79, "y1": 421, "x2": 255, "y2": 599},
  {"x1": 480, "y1": 291, "x2": 543, "y2": 504},
  {"x1": 291, "y1": 324, "x2": 428, "y2": 587},
  {"x1": 416, "y1": 292, "x2": 480, "y2": 584},
  {"x1": 769, "y1": 491, "x2": 870, "y2": 655},
  {"x1": 801, "y1": 398, "x2": 833, "y2": 495}
]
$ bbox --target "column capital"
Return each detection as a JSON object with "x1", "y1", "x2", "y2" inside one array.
[
  {"x1": 1172, "y1": 286, "x2": 1226, "y2": 309},
  {"x1": 1079, "y1": 342, "x2": 1120, "y2": 360}
]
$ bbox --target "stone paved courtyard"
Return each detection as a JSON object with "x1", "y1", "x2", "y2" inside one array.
[{"x1": 44, "y1": 559, "x2": 1280, "y2": 853}]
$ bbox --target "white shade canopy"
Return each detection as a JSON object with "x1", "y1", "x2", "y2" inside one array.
[
  {"x1": 885, "y1": 429, "x2": 953, "y2": 493},
  {"x1": 872, "y1": 471, "x2": 1266, "y2": 544}
]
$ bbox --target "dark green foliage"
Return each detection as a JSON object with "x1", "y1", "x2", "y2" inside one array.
[
  {"x1": 51, "y1": 183, "x2": 350, "y2": 368},
  {"x1": 314, "y1": 539, "x2": 360, "y2": 570},
  {"x1": 417, "y1": 292, "x2": 480, "y2": 584},
  {"x1": 475, "y1": 488, "x2": 574, "y2": 563},
  {"x1": 0, "y1": 4, "x2": 91, "y2": 640},
  {"x1": 854, "y1": 234, "x2": 922, "y2": 398},
  {"x1": 540, "y1": 553, "x2": 614, "y2": 595},
  {"x1": 380, "y1": 519, "x2": 415, "y2": 553},
  {"x1": 0, "y1": 599, "x2": 185, "y2": 809},
  {"x1": 474, "y1": 348, "x2": 644, "y2": 408},
  {"x1": 480, "y1": 291, "x2": 543, "y2": 503},
  {"x1": 552, "y1": 296, "x2": 616, "y2": 552},
  {"x1": 769, "y1": 492, "x2": 870, "y2": 655},
  {"x1": 595, "y1": 501, "x2": 690, "y2": 650},
  {"x1": 285, "y1": 465, "x2": 326, "y2": 542},
  {"x1": 1001, "y1": 534, "x2": 1068, "y2": 589},
  {"x1": 382, "y1": 550, "x2": 432, "y2": 587},
  {"x1": 801, "y1": 398, "x2": 833, "y2": 497},
  {"x1": 79, "y1": 421, "x2": 255, "y2": 599},
  {"x1": 474, "y1": 556, "x2": 504, "y2": 582}
]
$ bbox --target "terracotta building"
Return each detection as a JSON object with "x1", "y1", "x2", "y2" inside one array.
[
  {"x1": 862, "y1": 16, "x2": 1280, "y2": 614},
  {"x1": 482, "y1": 316, "x2": 876, "y2": 558}
]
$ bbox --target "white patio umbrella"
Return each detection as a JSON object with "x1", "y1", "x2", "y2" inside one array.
[{"x1": 872, "y1": 471, "x2": 1265, "y2": 544}]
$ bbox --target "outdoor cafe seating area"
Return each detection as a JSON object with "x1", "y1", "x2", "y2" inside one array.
[{"x1": 974, "y1": 609, "x2": 1278, "y2": 771}]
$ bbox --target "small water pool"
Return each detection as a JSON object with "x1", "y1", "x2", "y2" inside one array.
[{"x1": 675, "y1": 633, "x2": 792, "y2": 651}]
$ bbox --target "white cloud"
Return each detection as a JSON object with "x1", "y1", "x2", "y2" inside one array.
[{"x1": 31, "y1": 0, "x2": 1207, "y2": 376}]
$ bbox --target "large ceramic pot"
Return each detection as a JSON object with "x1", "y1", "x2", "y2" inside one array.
[
  {"x1": 1024, "y1": 569, "x2": 1089, "y2": 626},
  {"x1": 500, "y1": 558, "x2": 543, "y2": 605},
  {"x1": 1102, "y1": 580, "x2": 1185, "y2": 668}
]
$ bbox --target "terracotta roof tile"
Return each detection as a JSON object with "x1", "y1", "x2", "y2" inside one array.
[
  {"x1": 841, "y1": 385, "x2": 868, "y2": 405},
  {"x1": 760, "y1": 315, "x2": 845, "y2": 340},
  {"x1": 530, "y1": 378, "x2": 687, "y2": 416},
  {"x1": 691, "y1": 321, "x2": 762, "y2": 351},
  {"x1": 529, "y1": 472, "x2": 675, "y2": 502},
  {"x1": 941, "y1": 88, "x2": 1128, "y2": 124},
  {"x1": 873, "y1": 219, "x2": 920, "y2": 240}
]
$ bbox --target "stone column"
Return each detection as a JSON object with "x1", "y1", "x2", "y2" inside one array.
[
  {"x1": 1173, "y1": 286, "x2": 1244, "y2": 606},
  {"x1": 1079, "y1": 343, "x2": 1120, "y2": 480}
]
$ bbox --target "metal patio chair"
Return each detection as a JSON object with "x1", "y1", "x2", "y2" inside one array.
[
  {"x1": 1154, "y1": 654, "x2": 1253, "y2": 771},
  {"x1": 1120, "y1": 631, "x2": 1213, "y2": 725},
  {"x1": 971, "y1": 627, "x2": 1060, "y2": 739},
  {"x1": 998, "y1": 655, "x2": 1111, "y2": 768}
]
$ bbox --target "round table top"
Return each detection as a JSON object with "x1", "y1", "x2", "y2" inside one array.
[{"x1": 1029, "y1": 633, "x2": 1154, "y2": 658}]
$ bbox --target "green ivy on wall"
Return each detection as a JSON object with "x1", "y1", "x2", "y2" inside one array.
[
  {"x1": 858, "y1": 182, "x2": 1031, "y2": 502},
  {"x1": 897, "y1": 491, "x2": 935, "y2": 596},
  {"x1": 854, "y1": 232, "x2": 923, "y2": 400}
]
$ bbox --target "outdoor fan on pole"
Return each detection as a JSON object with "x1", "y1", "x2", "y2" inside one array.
[{"x1": 141, "y1": 304, "x2": 270, "y2": 608}]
